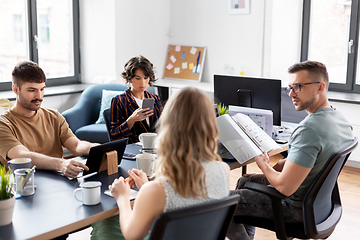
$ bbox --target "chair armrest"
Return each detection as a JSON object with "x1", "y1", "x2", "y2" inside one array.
[
  {"x1": 244, "y1": 182, "x2": 289, "y2": 240},
  {"x1": 244, "y1": 182, "x2": 286, "y2": 200}
]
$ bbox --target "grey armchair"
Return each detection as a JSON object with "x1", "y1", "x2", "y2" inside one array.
[{"x1": 62, "y1": 84, "x2": 130, "y2": 143}]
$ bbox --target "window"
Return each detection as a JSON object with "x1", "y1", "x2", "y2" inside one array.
[
  {"x1": 14, "y1": 15, "x2": 23, "y2": 43},
  {"x1": 0, "y1": 0, "x2": 80, "y2": 91},
  {"x1": 302, "y1": 0, "x2": 360, "y2": 92},
  {"x1": 39, "y1": 15, "x2": 50, "y2": 44}
]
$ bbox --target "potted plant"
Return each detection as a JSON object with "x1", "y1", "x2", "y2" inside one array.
[
  {"x1": 0, "y1": 165, "x2": 15, "y2": 226},
  {"x1": 217, "y1": 103, "x2": 229, "y2": 115}
]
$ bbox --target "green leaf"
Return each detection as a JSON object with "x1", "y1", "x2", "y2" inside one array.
[{"x1": 0, "y1": 165, "x2": 13, "y2": 200}]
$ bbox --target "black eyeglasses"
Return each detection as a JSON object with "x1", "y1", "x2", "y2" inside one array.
[{"x1": 285, "y1": 82, "x2": 320, "y2": 95}]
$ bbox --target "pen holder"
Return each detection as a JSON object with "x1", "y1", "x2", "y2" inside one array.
[{"x1": 14, "y1": 168, "x2": 35, "y2": 196}]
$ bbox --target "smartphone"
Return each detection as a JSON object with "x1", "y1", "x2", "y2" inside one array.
[
  {"x1": 123, "y1": 152, "x2": 136, "y2": 160},
  {"x1": 142, "y1": 98, "x2": 155, "y2": 110},
  {"x1": 237, "y1": 89, "x2": 252, "y2": 108}
]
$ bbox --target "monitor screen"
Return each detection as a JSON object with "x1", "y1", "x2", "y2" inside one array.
[{"x1": 214, "y1": 75, "x2": 282, "y2": 126}]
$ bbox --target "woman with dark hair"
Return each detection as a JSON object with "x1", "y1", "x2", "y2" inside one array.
[{"x1": 109, "y1": 55, "x2": 163, "y2": 143}]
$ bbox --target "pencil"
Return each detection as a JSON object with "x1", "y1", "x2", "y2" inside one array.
[{"x1": 123, "y1": 176, "x2": 132, "y2": 182}]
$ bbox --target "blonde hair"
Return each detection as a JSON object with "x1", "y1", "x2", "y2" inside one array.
[{"x1": 155, "y1": 87, "x2": 221, "y2": 198}]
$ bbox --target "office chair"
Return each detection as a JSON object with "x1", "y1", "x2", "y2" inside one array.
[
  {"x1": 233, "y1": 137, "x2": 358, "y2": 240},
  {"x1": 103, "y1": 108, "x2": 111, "y2": 142},
  {"x1": 147, "y1": 194, "x2": 240, "y2": 240}
]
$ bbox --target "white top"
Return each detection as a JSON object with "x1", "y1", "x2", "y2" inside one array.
[
  {"x1": 133, "y1": 96, "x2": 150, "y2": 126},
  {"x1": 159, "y1": 160, "x2": 229, "y2": 212}
]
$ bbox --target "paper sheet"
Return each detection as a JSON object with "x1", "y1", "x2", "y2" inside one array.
[{"x1": 104, "y1": 189, "x2": 138, "y2": 201}]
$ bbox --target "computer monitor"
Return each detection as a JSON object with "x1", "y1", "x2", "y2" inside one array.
[{"x1": 214, "y1": 75, "x2": 282, "y2": 126}]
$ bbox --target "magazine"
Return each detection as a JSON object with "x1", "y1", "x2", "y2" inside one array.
[{"x1": 216, "y1": 113, "x2": 284, "y2": 166}]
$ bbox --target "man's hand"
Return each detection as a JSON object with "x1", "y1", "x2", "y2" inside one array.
[
  {"x1": 254, "y1": 151, "x2": 270, "y2": 168},
  {"x1": 61, "y1": 159, "x2": 89, "y2": 178},
  {"x1": 273, "y1": 158, "x2": 286, "y2": 172}
]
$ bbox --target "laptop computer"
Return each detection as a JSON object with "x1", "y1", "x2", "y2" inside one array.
[{"x1": 70, "y1": 138, "x2": 128, "y2": 178}]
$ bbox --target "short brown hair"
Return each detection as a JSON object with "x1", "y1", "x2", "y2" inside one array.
[
  {"x1": 121, "y1": 55, "x2": 157, "y2": 86},
  {"x1": 288, "y1": 60, "x2": 329, "y2": 85},
  {"x1": 12, "y1": 61, "x2": 46, "y2": 86}
]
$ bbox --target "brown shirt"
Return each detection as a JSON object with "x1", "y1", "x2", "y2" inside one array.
[{"x1": 0, "y1": 107, "x2": 74, "y2": 165}]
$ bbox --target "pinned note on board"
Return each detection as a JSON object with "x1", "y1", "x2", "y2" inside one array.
[
  {"x1": 170, "y1": 55, "x2": 177, "y2": 63},
  {"x1": 174, "y1": 67, "x2": 180, "y2": 74},
  {"x1": 190, "y1": 47, "x2": 197, "y2": 55},
  {"x1": 163, "y1": 45, "x2": 206, "y2": 82},
  {"x1": 166, "y1": 63, "x2": 174, "y2": 70},
  {"x1": 182, "y1": 62, "x2": 188, "y2": 69}
]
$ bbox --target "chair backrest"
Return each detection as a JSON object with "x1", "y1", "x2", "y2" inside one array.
[
  {"x1": 303, "y1": 137, "x2": 358, "y2": 238},
  {"x1": 148, "y1": 194, "x2": 240, "y2": 240},
  {"x1": 103, "y1": 108, "x2": 111, "y2": 142}
]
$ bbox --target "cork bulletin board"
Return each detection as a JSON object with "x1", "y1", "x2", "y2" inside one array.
[{"x1": 163, "y1": 45, "x2": 206, "y2": 82}]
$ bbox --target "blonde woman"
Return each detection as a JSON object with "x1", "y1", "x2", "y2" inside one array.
[{"x1": 91, "y1": 87, "x2": 230, "y2": 240}]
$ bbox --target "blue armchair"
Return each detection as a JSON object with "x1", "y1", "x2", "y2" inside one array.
[{"x1": 62, "y1": 84, "x2": 130, "y2": 143}]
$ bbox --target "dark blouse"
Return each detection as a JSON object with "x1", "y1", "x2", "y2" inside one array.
[{"x1": 109, "y1": 88, "x2": 163, "y2": 143}]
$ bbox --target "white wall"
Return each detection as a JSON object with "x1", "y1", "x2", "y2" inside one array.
[
  {"x1": 265, "y1": 0, "x2": 303, "y2": 86},
  {"x1": 79, "y1": 0, "x2": 117, "y2": 84},
  {"x1": 80, "y1": 0, "x2": 170, "y2": 84},
  {"x1": 114, "y1": 0, "x2": 170, "y2": 83}
]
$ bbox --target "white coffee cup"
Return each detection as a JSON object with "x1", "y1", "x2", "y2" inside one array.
[
  {"x1": 7, "y1": 158, "x2": 31, "y2": 171},
  {"x1": 74, "y1": 181, "x2": 102, "y2": 205},
  {"x1": 136, "y1": 153, "x2": 155, "y2": 176},
  {"x1": 139, "y1": 133, "x2": 157, "y2": 149}
]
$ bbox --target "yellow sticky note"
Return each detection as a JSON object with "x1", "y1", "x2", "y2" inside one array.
[{"x1": 189, "y1": 63, "x2": 194, "y2": 70}]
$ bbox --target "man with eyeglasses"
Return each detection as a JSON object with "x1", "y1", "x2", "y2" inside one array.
[{"x1": 227, "y1": 61, "x2": 353, "y2": 240}]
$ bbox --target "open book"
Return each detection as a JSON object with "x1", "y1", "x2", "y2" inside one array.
[{"x1": 216, "y1": 113, "x2": 283, "y2": 166}]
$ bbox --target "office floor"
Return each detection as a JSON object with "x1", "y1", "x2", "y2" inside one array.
[{"x1": 68, "y1": 155, "x2": 360, "y2": 240}]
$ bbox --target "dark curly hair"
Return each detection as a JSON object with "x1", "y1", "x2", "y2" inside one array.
[
  {"x1": 12, "y1": 61, "x2": 46, "y2": 87},
  {"x1": 121, "y1": 55, "x2": 157, "y2": 86}
]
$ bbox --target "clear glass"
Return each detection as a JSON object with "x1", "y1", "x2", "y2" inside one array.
[
  {"x1": 14, "y1": 168, "x2": 35, "y2": 196},
  {"x1": 308, "y1": 0, "x2": 351, "y2": 84},
  {"x1": 0, "y1": 0, "x2": 27, "y2": 83},
  {"x1": 37, "y1": 0, "x2": 74, "y2": 79}
]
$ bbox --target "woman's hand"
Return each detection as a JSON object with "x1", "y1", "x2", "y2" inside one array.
[
  {"x1": 127, "y1": 169, "x2": 149, "y2": 190},
  {"x1": 126, "y1": 108, "x2": 153, "y2": 129},
  {"x1": 109, "y1": 177, "x2": 131, "y2": 201},
  {"x1": 130, "y1": 108, "x2": 153, "y2": 122}
]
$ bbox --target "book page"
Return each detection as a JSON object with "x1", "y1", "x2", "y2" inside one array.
[
  {"x1": 217, "y1": 114, "x2": 262, "y2": 165},
  {"x1": 228, "y1": 105, "x2": 273, "y2": 137},
  {"x1": 232, "y1": 113, "x2": 282, "y2": 153}
]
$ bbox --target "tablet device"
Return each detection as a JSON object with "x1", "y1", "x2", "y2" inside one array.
[{"x1": 83, "y1": 138, "x2": 128, "y2": 175}]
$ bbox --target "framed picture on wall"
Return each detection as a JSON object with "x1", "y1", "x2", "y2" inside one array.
[{"x1": 228, "y1": 0, "x2": 250, "y2": 15}]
